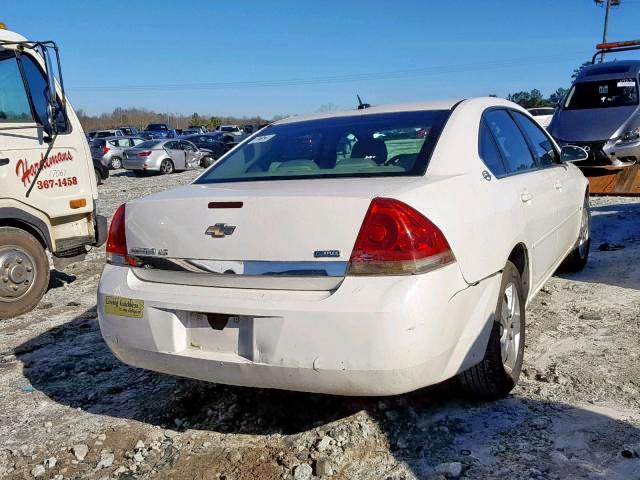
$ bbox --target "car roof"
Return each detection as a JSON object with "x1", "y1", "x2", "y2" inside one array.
[
  {"x1": 272, "y1": 99, "x2": 464, "y2": 126},
  {"x1": 576, "y1": 60, "x2": 640, "y2": 82}
]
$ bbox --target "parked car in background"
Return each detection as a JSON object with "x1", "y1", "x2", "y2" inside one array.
[
  {"x1": 122, "y1": 139, "x2": 214, "y2": 174},
  {"x1": 141, "y1": 123, "x2": 177, "y2": 139},
  {"x1": 528, "y1": 107, "x2": 555, "y2": 128},
  {"x1": 187, "y1": 125, "x2": 208, "y2": 134},
  {"x1": 549, "y1": 60, "x2": 640, "y2": 168},
  {"x1": 216, "y1": 124, "x2": 243, "y2": 136},
  {"x1": 242, "y1": 124, "x2": 255, "y2": 134},
  {"x1": 88, "y1": 129, "x2": 125, "y2": 141},
  {"x1": 183, "y1": 132, "x2": 237, "y2": 160},
  {"x1": 99, "y1": 97, "x2": 590, "y2": 400},
  {"x1": 91, "y1": 136, "x2": 146, "y2": 169},
  {"x1": 117, "y1": 126, "x2": 140, "y2": 136},
  {"x1": 93, "y1": 157, "x2": 109, "y2": 185}
]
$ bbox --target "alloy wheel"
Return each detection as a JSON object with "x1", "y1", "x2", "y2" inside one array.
[{"x1": 499, "y1": 282, "x2": 521, "y2": 374}]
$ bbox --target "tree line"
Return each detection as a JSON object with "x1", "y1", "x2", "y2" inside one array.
[{"x1": 75, "y1": 107, "x2": 277, "y2": 132}]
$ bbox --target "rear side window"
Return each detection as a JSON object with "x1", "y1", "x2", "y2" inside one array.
[
  {"x1": 479, "y1": 121, "x2": 507, "y2": 176},
  {"x1": 484, "y1": 110, "x2": 536, "y2": 174},
  {"x1": 512, "y1": 112, "x2": 558, "y2": 166}
]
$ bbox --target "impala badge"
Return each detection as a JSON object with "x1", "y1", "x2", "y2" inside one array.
[{"x1": 205, "y1": 223, "x2": 236, "y2": 238}]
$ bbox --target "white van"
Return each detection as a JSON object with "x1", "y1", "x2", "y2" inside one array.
[{"x1": 0, "y1": 26, "x2": 106, "y2": 318}]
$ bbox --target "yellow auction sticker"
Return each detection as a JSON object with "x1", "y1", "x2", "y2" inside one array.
[{"x1": 104, "y1": 296, "x2": 144, "y2": 318}]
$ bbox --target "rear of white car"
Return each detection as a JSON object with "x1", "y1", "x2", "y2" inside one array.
[{"x1": 97, "y1": 99, "x2": 588, "y2": 397}]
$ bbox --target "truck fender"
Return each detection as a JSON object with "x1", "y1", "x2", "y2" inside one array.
[{"x1": 0, "y1": 207, "x2": 53, "y2": 251}]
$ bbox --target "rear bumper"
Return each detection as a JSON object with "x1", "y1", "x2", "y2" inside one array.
[
  {"x1": 123, "y1": 159, "x2": 160, "y2": 171},
  {"x1": 97, "y1": 264, "x2": 501, "y2": 396}
]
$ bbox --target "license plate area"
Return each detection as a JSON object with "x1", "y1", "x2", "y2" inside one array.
[{"x1": 187, "y1": 312, "x2": 252, "y2": 357}]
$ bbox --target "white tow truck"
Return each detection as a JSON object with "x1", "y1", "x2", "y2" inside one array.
[{"x1": 0, "y1": 24, "x2": 106, "y2": 318}]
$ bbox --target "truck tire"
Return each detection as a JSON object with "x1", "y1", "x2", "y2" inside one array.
[
  {"x1": 458, "y1": 261, "x2": 525, "y2": 399},
  {"x1": 0, "y1": 227, "x2": 50, "y2": 319}
]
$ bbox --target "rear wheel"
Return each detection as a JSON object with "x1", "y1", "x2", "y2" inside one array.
[
  {"x1": 110, "y1": 157, "x2": 122, "y2": 169},
  {"x1": 459, "y1": 261, "x2": 525, "y2": 399},
  {"x1": 562, "y1": 195, "x2": 590, "y2": 272},
  {"x1": 94, "y1": 168, "x2": 103, "y2": 185},
  {"x1": 0, "y1": 227, "x2": 50, "y2": 319},
  {"x1": 160, "y1": 159, "x2": 174, "y2": 174}
]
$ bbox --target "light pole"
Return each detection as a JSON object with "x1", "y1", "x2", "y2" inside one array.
[{"x1": 595, "y1": 0, "x2": 621, "y2": 62}]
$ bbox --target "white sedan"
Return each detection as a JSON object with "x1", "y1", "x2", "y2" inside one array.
[
  {"x1": 98, "y1": 98, "x2": 590, "y2": 399},
  {"x1": 528, "y1": 107, "x2": 555, "y2": 129}
]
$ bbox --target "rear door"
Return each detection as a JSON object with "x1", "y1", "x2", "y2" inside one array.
[
  {"x1": 484, "y1": 109, "x2": 558, "y2": 288},
  {"x1": 164, "y1": 141, "x2": 184, "y2": 169},
  {"x1": 512, "y1": 111, "x2": 579, "y2": 259}
]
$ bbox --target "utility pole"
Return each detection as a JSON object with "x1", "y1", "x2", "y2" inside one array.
[{"x1": 595, "y1": 0, "x2": 621, "y2": 62}]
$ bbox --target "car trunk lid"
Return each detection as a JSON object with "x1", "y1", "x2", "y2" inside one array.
[{"x1": 124, "y1": 178, "x2": 422, "y2": 290}]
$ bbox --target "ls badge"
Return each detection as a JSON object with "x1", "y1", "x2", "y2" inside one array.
[
  {"x1": 314, "y1": 250, "x2": 340, "y2": 258},
  {"x1": 205, "y1": 223, "x2": 236, "y2": 238}
]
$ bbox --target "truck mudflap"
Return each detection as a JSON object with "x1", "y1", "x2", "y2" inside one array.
[
  {"x1": 95, "y1": 214, "x2": 107, "y2": 247},
  {"x1": 583, "y1": 165, "x2": 640, "y2": 196}
]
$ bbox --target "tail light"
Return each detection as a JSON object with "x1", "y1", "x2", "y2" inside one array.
[
  {"x1": 137, "y1": 151, "x2": 152, "y2": 157},
  {"x1": 102, "y1": 146, "x2": 110, "y2": 155},
  {"x1": 348, "y1": 197, "x2": 455, "y2": 275},
  {"x1": 106, "y1": 204, "x2": 136, "y2": 266}
]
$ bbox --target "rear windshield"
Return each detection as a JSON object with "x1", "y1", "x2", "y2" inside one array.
[
  {"x1": 147, "y1": 124, "x2": 168, "y2": 131},
  {"x1": 91, "y1": 139, "x2": 106, "y2": 147},
  {"x1": 136, "y1": 140, "x2": 161, "y2": 149},
  {"x1": 195, "y1": 110, "x2": 450, "y2": 184},
  {"x1": 565, "y1": 78, "x2": 639, "y2": 109}
]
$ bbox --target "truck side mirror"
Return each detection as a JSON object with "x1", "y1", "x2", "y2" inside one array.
[
  {"x1": 560, "y1": 145, "x2": 588, "y2": 163},
  {"x1": 42, "y1": 46, "x2": 66, "y2": 136}
]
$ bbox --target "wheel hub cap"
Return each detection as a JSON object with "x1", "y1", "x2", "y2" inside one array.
[
  {"x1": 0, "y1": 248, "x2": 36, "y2": 300},
  {"x1": 499, "y1": 283, "x2": 521, "y2": 373}
]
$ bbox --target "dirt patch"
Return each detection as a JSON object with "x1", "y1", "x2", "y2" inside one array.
[{"x1": 1, "y1": 173, "x2": 639, "y2": 479}]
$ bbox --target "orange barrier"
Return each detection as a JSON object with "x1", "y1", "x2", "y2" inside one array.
[{"x1": 583, "y1": 165, "x2": 640, "y2": 196}]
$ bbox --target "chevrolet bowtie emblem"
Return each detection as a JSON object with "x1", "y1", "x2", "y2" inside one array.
[{"x1": 205, "y1": 223, "x2": 236, "y2": 238}]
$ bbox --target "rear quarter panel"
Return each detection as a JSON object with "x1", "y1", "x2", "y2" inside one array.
[{"x1": 399, "y1": 98, "x2": 529, "y2": 285}]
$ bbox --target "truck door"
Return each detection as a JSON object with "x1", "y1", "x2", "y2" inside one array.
[{"x1": 0, "y1": 49, "x2": 97, "y2": 239}]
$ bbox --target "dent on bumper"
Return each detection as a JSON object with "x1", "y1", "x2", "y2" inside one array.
[{"x1": 97, "y1": 264, "x2": 501, "y2": 396}]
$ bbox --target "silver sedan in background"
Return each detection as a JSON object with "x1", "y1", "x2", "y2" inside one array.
[
  {"x1": 122, "y1": 139, "x2": 214, "y2": 175},
  {"x1": 91, "y1": 136, "x2": 146, "y2": 169}
]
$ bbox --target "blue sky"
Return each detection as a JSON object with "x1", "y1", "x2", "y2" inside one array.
[{"x1": 4, "y1": 0, "x2": 640, "y2": 118}]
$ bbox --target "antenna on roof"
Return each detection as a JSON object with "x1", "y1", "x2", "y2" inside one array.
[{"x1": 357, "y1": 94, "x2": 371, "y2": 110}]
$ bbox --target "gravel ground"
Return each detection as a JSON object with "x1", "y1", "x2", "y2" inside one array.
[{"x1": 1, "y1": 169, "x2": 639, "y2": 480}]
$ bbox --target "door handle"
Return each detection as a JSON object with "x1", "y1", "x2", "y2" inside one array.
[
  {"x1": 520, "y1": 191, "x2": 533, "y2": 203},
  {"x1": 0, "y1": 158, "x2": 9, "y2": 166},
  {"x1": 554, "y1": 180, "x2": 563, "y2": 191}
]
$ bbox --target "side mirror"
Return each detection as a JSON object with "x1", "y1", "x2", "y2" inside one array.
[
  {"x1": 43, "y1": 48, "x2": 61, "y2": 135},
  {"x1": 560, "y1": 145, "x2": 588, "y2": 163}
]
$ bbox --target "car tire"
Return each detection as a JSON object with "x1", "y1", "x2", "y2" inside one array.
[
  {"x1": 160, "y1": 159, "x2": 174, "y2": 175},
  {"x1": 95, "y1": 168, "x2": 103, "y2": 185},
  {"x1": 110, "y1": 157, "x2": 122, "y2": 170},
  {"x1": 562, "y1": 194, "x2": 590, "y2": 272},
  {"x1": 201, "y1": 156, "x2": 215, "y2": 168},
  {"x1": 458, "y1": 260, "x2": 525, "y2": 399},
  {"x1": 0, "y1": 227, "x2": 50, "y2": 320}
]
